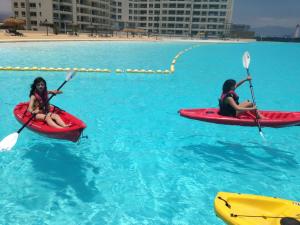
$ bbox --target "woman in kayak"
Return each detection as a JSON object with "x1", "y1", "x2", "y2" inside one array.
[
  {"x1": 219, "y1": 75, "x2": 263, "y2": 118},
  {"x1": 28, "y1": 77, "x2": 71, "y2": 128}
]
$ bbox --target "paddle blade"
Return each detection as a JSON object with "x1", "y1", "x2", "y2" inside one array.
[
  {"x1": 259, "y1": 131, "x2": 266, "y2": 142},
  {"x1": 0, "y1": 132, "x2": 19, "y2": 151},
  {"x1": 66, "y1": 70, "x2": 76, "y2": 81},
  {"x1": 242, "y1": 51, "x2": 251, "y2": 69}
]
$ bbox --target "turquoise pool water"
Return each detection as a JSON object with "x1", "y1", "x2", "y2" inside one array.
[{"x1": 0, "y1": 41, "x2": 300, "y2": 224}]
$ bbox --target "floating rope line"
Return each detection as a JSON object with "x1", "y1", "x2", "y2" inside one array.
[
  {"x1": 169, "y1": 44, "x2": 201, "y2": 73},
  {"x1": 0, "y1": 44, "x2": 202, "y2": 75},
  {"x1": 0, "y1": 66, "x2": 172, "y2": 75},
  {"x1": 0, "y1": 66, "x2": 112, "y2": 73}
]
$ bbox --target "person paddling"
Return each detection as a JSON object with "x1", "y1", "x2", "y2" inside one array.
[
  {"x1": 28, "y1": 77, "x2": 71, "y2": 128},
  {"x1": 219, "y1": 75, "x2": 263, "y2": 118}
]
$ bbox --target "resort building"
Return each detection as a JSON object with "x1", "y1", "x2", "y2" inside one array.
[
  {"x1": 112, "y1": 0, "x2": 234, "y2": 38},
  {"x1": 230, "y1": 24, "x2": 255, "y2": 39},
  {"x1": 11, "y1": 0, "x2": 234, "y2": 37},
  {"x1": 11, "y1": 0, "x2": 111, "y2": 34}
]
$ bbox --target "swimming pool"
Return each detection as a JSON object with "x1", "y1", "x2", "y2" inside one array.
[{"x1": 0, "y1": 41, "x2": 300, "y2": 224}]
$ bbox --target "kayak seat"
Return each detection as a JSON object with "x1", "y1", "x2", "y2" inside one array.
[
  {"x1": 206, "y1": 111, "x2": 216, "y2": 114},
  {"x1": 280, "y1": 217, "x2": 300, "y2": 225}
]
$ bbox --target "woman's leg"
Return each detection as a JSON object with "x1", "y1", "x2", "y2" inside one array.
[
  {"x1": 239, "y1": 101, "x2": 253, "y2": 108},
  {"x1": 237, "y1": 102, "x2": 265, "y2": 119},
  {"x1": 35, "y1": 113, "x2": 63, "y2": 128},
  {"x1": 35, "y1": 113, "x2": 47, "y2": 121},
  {"x1": 50, "y1": 113, "x2": 71, "y2": 127}
]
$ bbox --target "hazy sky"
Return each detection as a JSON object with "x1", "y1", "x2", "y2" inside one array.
[
  {"x1": 0, "y1": 0, "x2": 300, "y2": 28},
  {"x1": 233, "y1": 0, "x2": 300, "y2": 28}
]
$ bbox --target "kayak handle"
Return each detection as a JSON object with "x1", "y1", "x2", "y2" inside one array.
[{"x1": 218, "y1": 196, "x2": 231, "y2": 209}]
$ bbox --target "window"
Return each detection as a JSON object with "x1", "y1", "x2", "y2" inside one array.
[
  {"x1": 14, "y1": 2, "x2": 18, "y2": 8},
  {"x1": 30, "y1": 12, "x2": 37, "y2": 17},
  {"x1": 14, "y1": 11, "x2": 19, "y2": 16},
  {"x1": 208, "y1": 11, "x2": 218, "y2": 16},
  {"x1": 208, "y1": 18, "x2": 217, "y2": 22}
]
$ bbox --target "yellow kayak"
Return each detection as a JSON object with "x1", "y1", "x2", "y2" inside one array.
[{"x1": 214, "y1": 192, "x2": 300, "y2": 225}]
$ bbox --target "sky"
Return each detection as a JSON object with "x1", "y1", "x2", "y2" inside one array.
[
  {"x1": 233, "y1": 0, "x2": 300, "y2": 28},
  {"x1": 0, "y1": 0, "x2": 300, "y2": 28}
]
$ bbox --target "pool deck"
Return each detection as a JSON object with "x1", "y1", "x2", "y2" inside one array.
[{"x1": 0, "y1": 30, "x2": 255, "y2": 43}]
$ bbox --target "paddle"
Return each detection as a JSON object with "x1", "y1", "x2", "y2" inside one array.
[
  {"x1": 242, "y1": 51, "x2": 264, "y2": 139},
  {"x1": 0, "y1": 70, "x2": 76, "y2": 151}
]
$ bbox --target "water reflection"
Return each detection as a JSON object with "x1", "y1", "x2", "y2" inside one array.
[{"x1": 23, "y1": 143, "x2": 99, "y2": 203}]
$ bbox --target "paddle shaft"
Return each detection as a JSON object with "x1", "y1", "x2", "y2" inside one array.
[
  {"x1": 245, "y1": 68, "x2": 263, "y2": 133},
  {"x1": 17, "y1": 80, "x2": 68, "y2": 133},
  {"x1": 246, "y1": 69, "x2": 257, "y2": 105}
]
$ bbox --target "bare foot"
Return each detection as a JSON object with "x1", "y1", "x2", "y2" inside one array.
[
  {"x1": 62, "y1": 123, "x2": 72, "y2": 128},
  {"x1": 258, "y1": 114, "x2": 267, "y2": 119}
]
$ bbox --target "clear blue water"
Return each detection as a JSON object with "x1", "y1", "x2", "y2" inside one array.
[{"x1": 0, "y1": 41, "x2": 300, "y2": 224}]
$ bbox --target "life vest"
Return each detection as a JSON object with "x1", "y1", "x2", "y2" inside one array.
[
  {"x1": 219, "y1": 90, "x2": 239, "y2": 116},
  {"x1": 34, "y1": 91, "x2": 49, "y2": 113}
]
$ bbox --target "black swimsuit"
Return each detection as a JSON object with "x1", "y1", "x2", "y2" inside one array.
[{"x1": 219, "y1": 92, "x2": 239, "y2": 116}]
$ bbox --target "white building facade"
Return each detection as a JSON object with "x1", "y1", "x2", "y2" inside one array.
[
  {"x1": 12, "y1": 0, "x2": 111, "y2": 33},
  {"x1": 12, "y1": 0, "x2": 234, "y2": 37},
  {"x1": 112, "y1": 0, "x2": 234, "y2": 37}
]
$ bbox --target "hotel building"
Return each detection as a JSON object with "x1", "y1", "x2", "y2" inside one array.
[
  {"x1": 12, "y1": 0, "x2": 234, "y2": 37},
  {"x1": 12, "y1": 0, "x2": 111, "y2": 33},
  {"x1": 112, "y1": 0, "x2": 233, "y2": 37}
]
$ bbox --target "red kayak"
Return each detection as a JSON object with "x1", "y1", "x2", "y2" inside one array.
[
  {"x1": 14, "y1": 102, "x2": 86, "y2": 142},
  {"x1": 179, "y1": 108, "x2": 300, "y2": 128}
]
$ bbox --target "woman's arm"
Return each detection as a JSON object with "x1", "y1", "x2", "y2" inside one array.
[
  {"x1": 28, "y1": 95, "x2": 39, "y2": 114},
  {"x1": 48, "y1": 90, "x2": 62, "y2": 95},
  {"x1": 235, "y1": 75, "x2": 251, "y2": 89},
  {"x1": 226, "y1": 97, "x2": 256, "y2": 113}
]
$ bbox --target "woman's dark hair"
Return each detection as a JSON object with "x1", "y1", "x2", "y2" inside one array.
[
  {"x1": 29, "y1": 77, "x2": 47, "y2": 97},
  {"x1": 222, "y1": 79, "x2": 236, "y2": 93}
]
